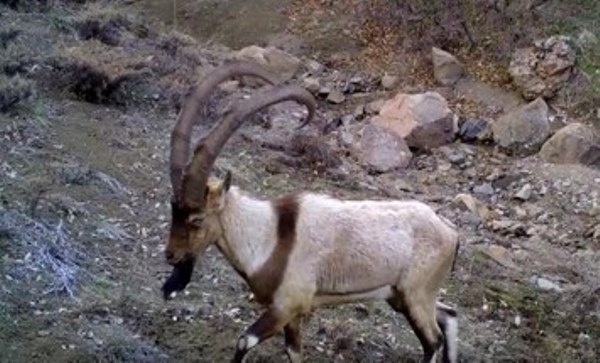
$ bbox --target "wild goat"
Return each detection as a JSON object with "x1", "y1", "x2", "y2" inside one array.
[{"x1": 161, "y1": 61, "x2": 460, "y2": 363}]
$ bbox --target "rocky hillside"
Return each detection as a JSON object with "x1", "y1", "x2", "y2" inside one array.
[{"x1": 1, "y1": 1, "x2": 599, "y2": 362}]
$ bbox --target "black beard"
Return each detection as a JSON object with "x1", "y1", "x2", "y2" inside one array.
[{"x1": 161, "y1": 257, "x2": 195, "y2": 300}]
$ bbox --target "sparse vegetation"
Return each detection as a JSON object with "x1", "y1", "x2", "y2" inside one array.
[
  {"x1": 0, "y1": 209, "x2": 84, "y2": 297},
  {"x1": 1, "y1": 0, "x2": 599, "y2": 362},
  {"x1": 0, "y1": 75, "x2": 34, "y2": 112}
]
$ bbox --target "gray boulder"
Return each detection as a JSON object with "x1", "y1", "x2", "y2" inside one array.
[
  {"x1": 540, "y1": 123, "x2": 599, "y2": 167},
  {"x1": 359, "y1": 122, "x2": 412, "y2": 172},
  {"x1": 432, "y1": 47, "x2": 465, "y2": 86},
  {"x1": 492, "y1": 98, "x2": 550, "y2": 155}
]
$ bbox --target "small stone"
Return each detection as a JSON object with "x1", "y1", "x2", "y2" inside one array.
[
  {"x1": 531, "y1": 276, "x2": 563, "y2": 293},
  {"x1": 327, "y1": 89, "x2": 346, "y2": 104},
  {"x1": 438, "y1": 146, "x2": 465, "y2": 164},
  {"x1": 578, "y1": 333, "x2": 592, "y2": 344},
  {"x1": 453, "y1": 193, "x2": 491, "y2": 221},
  {"x1": 477, "y1": 245, "x2": 519, "y2": 270},
  {"x1": 514, "y1": 315, "x2": 522, "y2": 327},
  {"x1": 318, "y1": 86, "x2": 331, "y2": 96},
  {"x1": 459, "y1": 118, "x2": 490, "y2": 142},
  {"x1": 305, "y1": 59, "x2": 325, "y2": 75},
  {"x1": 339, "y1": 114, "x2": 354, "y2": 127},
  {"x1": 353, "y1": 104, "x2": 365, "y2": 118},
  {"x1": 491, "y1": 219, "x2": 515, "y2": 231},
  {"x1": 302, "y1": 77, "x2": 321, "y2": 93},
  {"x1": 473, "y1": 183, "x2": 494, "y2": 196},
  {"x1": 339, "y1": 129, "x2": 355, "y2": 148},
  {"x1": 365, "y1": 99, "x2": 385, "y2": 115},
  {"x1": 349, "y1": 76, "x2": 364, "y2": 84},
  {"x1": 514, "y1": 206, "x2": 528, "y2": 218},
  {"x1": 381, "y1": 74, "x2": 399, "y2": 90},
  {"x1": 438, "y1": 162, "x2": 452, "y2": 172},
  {"x1": 514, "y1": 184, "x2": 533, "y2": 201}
]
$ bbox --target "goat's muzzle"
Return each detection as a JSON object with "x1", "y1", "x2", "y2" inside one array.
[{"x1": 161, "y1": 254, "x2": 195, "y2": 300}]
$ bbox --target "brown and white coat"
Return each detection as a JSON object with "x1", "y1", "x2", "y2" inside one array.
[{"x1": 161, "y1": 62, "x2": 460, "y2": 363}]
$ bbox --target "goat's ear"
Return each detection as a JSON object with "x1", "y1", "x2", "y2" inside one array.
[{"x1": 223, "y1": 170, "x2": 232, "y2": 192}]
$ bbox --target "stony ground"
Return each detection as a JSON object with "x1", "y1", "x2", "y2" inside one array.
[{"x1": 1, "y1": 1, "x2": 599, "y2": 362}]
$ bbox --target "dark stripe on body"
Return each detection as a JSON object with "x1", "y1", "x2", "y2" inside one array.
[{"x1": 248, "y1": 194, "x2": 299, "y2": 305}]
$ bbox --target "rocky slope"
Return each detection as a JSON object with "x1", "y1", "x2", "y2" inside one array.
[{"x1": 1, "y1": 1, "x2": 599, "y2": 362}]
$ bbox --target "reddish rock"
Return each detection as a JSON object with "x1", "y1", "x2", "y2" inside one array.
[
  {"x1": 372, "y1": 92, "x2": 457, "y2": 150},
  {"x1": 509, "y1": 36, "x2": 575, "y2": 100}
]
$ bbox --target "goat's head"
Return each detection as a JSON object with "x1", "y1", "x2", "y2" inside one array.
[{"x1": 162, "y1": 61, "x2": 316, "y2": 299}]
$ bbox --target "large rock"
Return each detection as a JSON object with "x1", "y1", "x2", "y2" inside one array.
[
  {"x1": 359, "y1": 122, "x2": 412, "y2": 172},
  {"x1": 540, "y1": 123, "x2": 599, "y2": 166},
  {"x1": 432, "y1": 47, "x2": 465, "y2": 86},
  {"x1": 234, "y1": 45, "x2": 302, "y2": 81},
  {"x1": 581, "y1": 145, "x2": 600, "y2": 169},
  {"x1": 492, "y1": 98, "x2": 551, "y2": 155},
  {"x1": 509, "y1": 36, "x2": 575, "y2": 100},
  {"x1": 372, "y1": 92, "x2": 457, "y2": 150}
]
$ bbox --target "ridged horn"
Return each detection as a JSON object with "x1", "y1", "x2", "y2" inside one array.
[
  {"x1": 170, "y1": 62, "x2": 277, "y2": 204},
  {"x1": 182, "y1": 84, "x2": 317, "y2": 208}
]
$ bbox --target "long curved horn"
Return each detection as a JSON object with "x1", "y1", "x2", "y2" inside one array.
[
  {"x1": 182, "y1": 84, "x2": 317, "y2": 208},
  {"x1": 170, "y1": 62, "x2": 277, "y2": 204}
]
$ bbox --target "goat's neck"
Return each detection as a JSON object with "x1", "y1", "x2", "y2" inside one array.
[{"x1": 215, "y1": 187, "x2": 277, "y2": 278}]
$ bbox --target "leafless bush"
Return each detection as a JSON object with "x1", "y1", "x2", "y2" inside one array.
[
  {"x1": 0, "y1": 208, "x2": 85, "y2": 297},
  {"x1": 57, "y1": 163, "x2": 130, "y2": 195},
  {"x1": 0, "y1": 75, "x2": 34, "y2": 112},
  {"x1": 0, "y1": 0, "x2": 88, "y2": 11},
  {"x1": 0, "y1": 29, "x2": 20, "y2": 49},
  {"x1": 91, "y1": 325, "x2": 169, "y2": 363}
]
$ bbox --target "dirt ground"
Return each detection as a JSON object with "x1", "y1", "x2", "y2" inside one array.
[{"x1": 1, "y1": 1, "x2": 599, "y2": 362}]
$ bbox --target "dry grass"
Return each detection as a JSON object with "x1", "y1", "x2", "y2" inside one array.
[
  {"x1": 0, "y1": 207, "x2": 84, "y2": 297},
  {"x1": 0, "y1": 75, "x2": 34, "y2": 112}
]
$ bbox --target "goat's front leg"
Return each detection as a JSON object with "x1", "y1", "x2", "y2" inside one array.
[
  {"x1": 232, "y1": 307, "x2": 291, "y2": 363},
  {"x1": 284, "y1": 316, "x2": 303, "y2": 363}
]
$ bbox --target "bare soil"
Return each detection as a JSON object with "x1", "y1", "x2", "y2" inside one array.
[{"x1": 1, "y1": 1, "x2": 599, "y2": 362}]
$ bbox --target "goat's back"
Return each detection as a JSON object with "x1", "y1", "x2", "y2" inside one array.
[{"x1": 292, "y1": 194, "x2": 458, "y2": 295}]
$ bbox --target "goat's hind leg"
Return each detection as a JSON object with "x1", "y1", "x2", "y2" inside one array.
[
  {"x1": 387, "y1": 292, "x2": 443, "y2": 363},
  {"x1": 436, "y1": 301, "x2": 458, "y2": 363}
]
